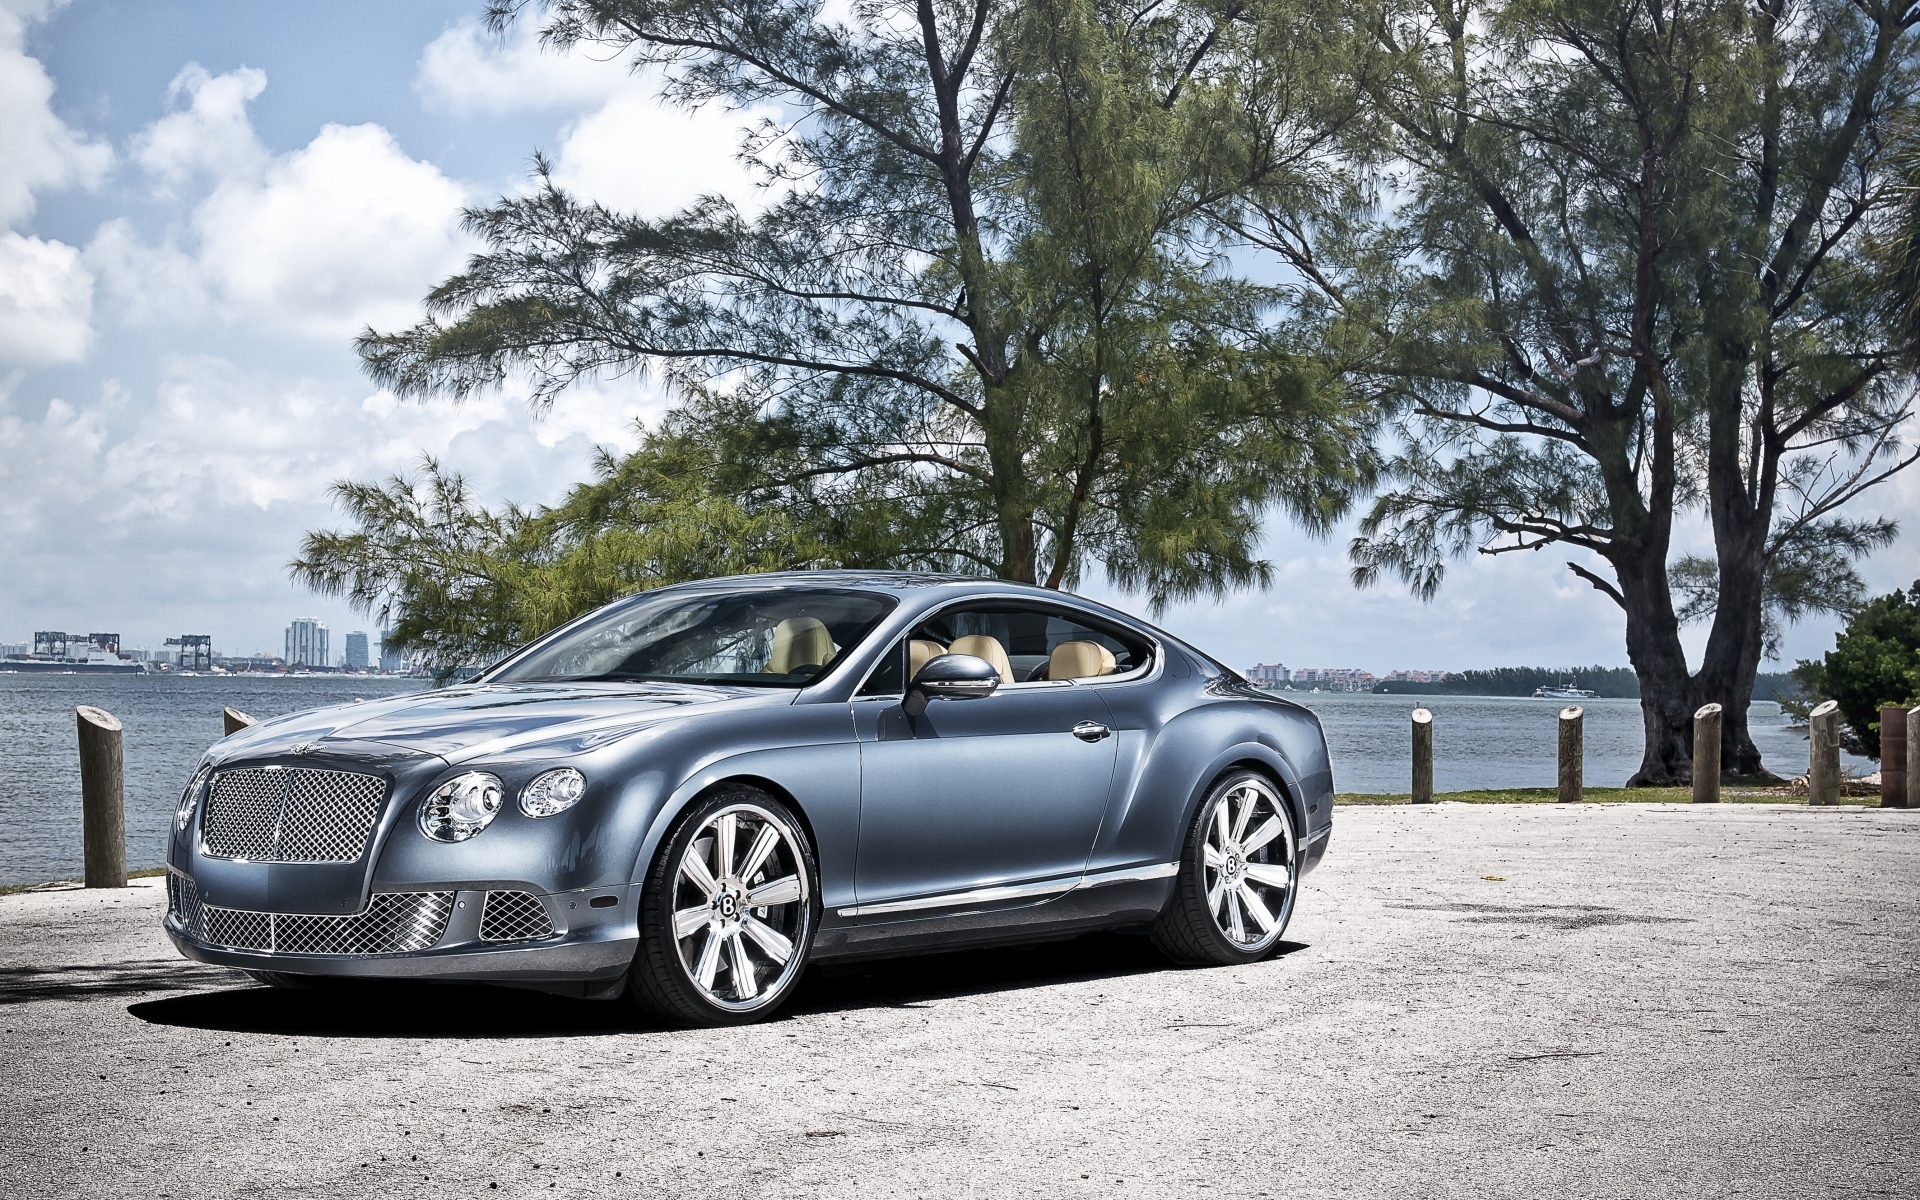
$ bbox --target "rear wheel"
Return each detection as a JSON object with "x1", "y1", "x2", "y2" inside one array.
[
  {"x1": 628, "y1": 786, "x2": 820, "y2": 1026},
  {"x1": 1151, "y1": 771, "x2": 1298, "y2": 965}
]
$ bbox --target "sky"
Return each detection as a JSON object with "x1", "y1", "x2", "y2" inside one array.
[{"x1": 2, "y1": 0, "x2": 1916, "y2": 672}]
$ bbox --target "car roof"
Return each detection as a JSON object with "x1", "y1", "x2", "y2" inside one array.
[{"x1": 656, "y1": 570, "x2": 1063, "y2": 600}]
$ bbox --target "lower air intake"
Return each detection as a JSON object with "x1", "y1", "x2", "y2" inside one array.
[
  {"x1": 197, "y1": 892, "x2": 455, "y2": 956},
  {"x1": 479, "y1": 890, "x2": 555, "y2": 942}
]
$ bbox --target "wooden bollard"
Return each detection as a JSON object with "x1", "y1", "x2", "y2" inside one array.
[
  {"x1": 1558, "y1": 706, "x2": 1583, "y2": 803},
  {"x1": 1692, "y1": 703, "x2": 1723, "y2": 803},
  {"x1": 223, "y1": 707, "x2": 257, "y2": 737},
  {"x1": 1882, "y1": 705, "x2": 1910, "y2": 809},
  {"x1": 1907, "y1": 708, "x2": 1920, "y2": 810},
  {"x1": 1809, "y1": 700, "x2": 1841, "y2": 806},
  {"x1": 1410, "y1": 708, "x2": 1434, "y2": 804},
  {"x1": 76, "y1": 706, "x2": 126, "y2": 888}
]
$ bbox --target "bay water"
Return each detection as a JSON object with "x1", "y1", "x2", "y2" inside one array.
[{"x1": 0, "y1": 675, "x2": 1860, "y2": 887}]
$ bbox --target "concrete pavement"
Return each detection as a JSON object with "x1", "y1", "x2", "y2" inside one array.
[{"x1": 1, "y1": 803, "x2": 1914, "y2": 1198}]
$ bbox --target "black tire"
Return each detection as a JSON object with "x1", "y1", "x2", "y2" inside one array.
[
  {"x1": 1150, "y1": 770, "x2": 1299, "y2": 966},
  {"x1": 628, "y1": 785, "x2": 821, "y2": 1027}
]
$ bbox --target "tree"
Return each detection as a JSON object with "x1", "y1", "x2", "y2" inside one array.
[
  {"x1": 1248, "y1": 0, "x2": 1920, "y2": 783},
  {"x1": 350, "y1": 0, "x2": 1378, "y2": 617},
  {"x1": 1793, "y1": 579, "x2": 1920, "y2": 756},
  {"x1": 290, "y1": 427, "x2": 840, "y2": 676}
]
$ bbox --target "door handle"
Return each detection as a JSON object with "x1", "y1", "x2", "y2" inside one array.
[{"x1": 1072, "y1": 721, "x2": 1111, "y2": 742}]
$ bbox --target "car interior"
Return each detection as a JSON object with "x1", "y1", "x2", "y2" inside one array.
[{"x1": 859, "y1": 604, "x2": 1151, "y2": 695}]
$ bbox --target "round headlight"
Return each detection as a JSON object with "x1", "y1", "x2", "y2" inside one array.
[
  {"x1": 419, "y1": 772, "x2": 504, "y2": 842},
  {"x1": 176, "y1": 765, "x2": 211, "y2": 833},
  {"x1": 519, "y1": 767, "x2": 587, "y2": 818}
]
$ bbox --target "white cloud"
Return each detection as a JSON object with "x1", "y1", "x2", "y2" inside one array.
[
  {"x1": 550, "y1": 90, "x2": 778, "y2": 218},
  {"x1": 0, "y1": 0, "x2": 111, "y2": 227},
  {"x1": 91, "y1": 67, "x2": 474, "y2": 340},
  {"x1": 192, "y1": 122, "x2": 472, "y2": 338},
  {"x1": 415, "y1": 16, "x2": 631, "y2": 115},
  {"x1": 418, "y1": 15, "x2": 779, "y2": 218},
  {"x1": 132, "y1": 63, "x2": 268, "y2": 188},
  {"x1": 0, "y1": 231, "x2": 92, "y2": 363},
  {"x1": 0, "y1": 0, "x2": 108, "y2": 365},
  {"x1": 0, "y1": 353, "x2": 659, "y2": 652}
]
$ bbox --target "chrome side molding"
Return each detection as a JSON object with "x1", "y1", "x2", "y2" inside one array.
[{"x1": 835, "y1": 861, "x2": 1178, "y2": 918}]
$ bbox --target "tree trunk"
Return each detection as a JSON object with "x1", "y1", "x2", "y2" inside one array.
[
  {"x1": 1615, "y1": 547, "x2": 1696, "y2": 786},
  {"x1": 1694, "y1": 535, "x2": 1775, "y2": 781}
]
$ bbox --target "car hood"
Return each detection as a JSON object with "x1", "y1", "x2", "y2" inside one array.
[{"x1": 214, "y1": 681, "x2": 786, "y2": 766}]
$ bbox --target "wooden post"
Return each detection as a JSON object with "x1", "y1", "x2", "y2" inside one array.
[
  {"x1": 222, "y1": 707, "x2": 256, "y2": 737},
  {"x1": 1808, "y1": 700, "x2": 1841, "y2": 807},
  {"x1": 1881, "y1": 706, "x2": 1909, "y2": 809},
  {"x1": 1410, "y1": 708, "x2": 1434, "y2": 804},
  {"x1": 1557, "y1": 706, "x2": 1583, "y2": 803},
  {"x1": 1692, "y1": 703, "x2": 1723, "y2": 804},
  {"x1": 76, "y1": 706, "x2": 126, "y2": 888},
  {"x1": 1907, "y1": 708, "x2": 1920, "y2": 811}
]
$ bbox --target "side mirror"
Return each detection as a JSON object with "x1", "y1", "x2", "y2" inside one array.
[{"x1": 902, "y1": 653, "x2": 1000, "y2": 717}]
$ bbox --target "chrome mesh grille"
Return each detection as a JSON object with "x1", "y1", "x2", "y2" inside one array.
[
  {"x1": 167, "y1": 873, "x2": 203, "y2": 937},
  {"x1": 196, "y1": 892, "x2": 455, "y2": 956},
  {"x1": 479, "y1": 890, "x2": 555, "y2": 942},
  {"x1": 201, "y1": 766, "x2": 385, "y2": 863},
  {"x1": 203, "y1": 906, "x2": 272, "y2": 951}
]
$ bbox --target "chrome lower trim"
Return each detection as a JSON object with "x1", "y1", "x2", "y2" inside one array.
[
  {"x1": 1080, "y1": 861, "x2": 1179, "y2": 887},
  {"x1": 836, "y1": 876, "x2": 1078, "y2": 918},
  {"x1": 1308, "y1": 825, "x2": 1331, "y2": 843},
  {"x1": 835, "y1": 861, "x2": 1178, "y2": 918}
]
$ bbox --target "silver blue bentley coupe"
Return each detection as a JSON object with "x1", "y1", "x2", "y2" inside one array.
[{"x1": 164, "y1": 573, "x2": 1334, "y2": 1025}]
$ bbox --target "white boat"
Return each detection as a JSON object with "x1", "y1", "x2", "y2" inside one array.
[{"x1": 1532, "y1": 681, "x2": 1598, "y2": 700}]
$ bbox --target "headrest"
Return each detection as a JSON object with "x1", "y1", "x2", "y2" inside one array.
[
  {"x1": 769, "y1": 617, "x2": 835, "y2": 675},
  {"x1": 908, "y1": 638, "x2": 947, "y2": 679},
  {"x1": 945, "y1": 634, "x2": 1012, "y2": 684},
  {"x1": 1049, "y1": 640, "x2": 1116, "y2": 680}
]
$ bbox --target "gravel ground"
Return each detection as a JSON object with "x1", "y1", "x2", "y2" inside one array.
[{"x1": 0, "y1": 803, "x2": 1914, "y2": 1199}]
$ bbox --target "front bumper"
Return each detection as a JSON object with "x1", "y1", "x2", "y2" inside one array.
[{"x1": 164, "y1": 872, "x2": 640, "y2": 985}]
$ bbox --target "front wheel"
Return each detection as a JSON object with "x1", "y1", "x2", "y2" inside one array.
[
  {"x1": 628, "y1": 787, "x2": 820, "y2": 1026},
  {"x1": 1151, "y1": 771, "x2": 1298, "y2": 965}
]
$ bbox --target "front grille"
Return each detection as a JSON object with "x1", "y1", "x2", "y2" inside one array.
[
  {"x1": 167, "y1": 872, "x2": 203, "y2": 936},
  {"x1": 201, "y1": 766, "x2": 386, "y2": 863},
  {"x1": 479, "y1": 890, "x2": 555, "y2": 942},
  {"x1": 196, "y1": 892, "x2": 455, "y2": 956}
]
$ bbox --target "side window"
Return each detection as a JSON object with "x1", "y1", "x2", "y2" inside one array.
[
  {"x1": 906, "y1": 603, "x2": 1151, "y2": 684},
  {"x1": 856, "y1": 638, "x2": 907, "y2": 696}
]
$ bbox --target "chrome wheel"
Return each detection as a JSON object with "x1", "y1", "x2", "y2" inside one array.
[
  {"x1": 668, "y1": 802, "x2": 812, "y2": 1011},
  {"x1": 1201, "y1": 777, "x2": 1296, "y2": 952}
]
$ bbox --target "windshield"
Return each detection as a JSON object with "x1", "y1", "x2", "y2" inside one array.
[{"x1": 488, "y1": 587, "x2": 897, "y2": 688}]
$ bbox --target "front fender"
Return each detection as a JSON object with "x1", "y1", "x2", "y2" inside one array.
[{"x1": 623, "y1": 705, "x2": 861, "y2": 917}]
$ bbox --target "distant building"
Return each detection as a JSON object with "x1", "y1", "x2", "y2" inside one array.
[
  {"x1": 0, "y1": 642, "x2": 26, "y2": 658},
  {"x1": 1245, "y1": 662, "x2": 1289, "y2": 687},
  {"x1": 378, "y1": 631, "x2": 406, "y2": 674},
  {"x1": 285, "y1": 618, "x2": 330, "y2": 668},
  {"x1": 344, "y1": 631, "x2": 369, "y2": 671},
  {"x1": 1291, "y1": 667, "x2": 1377, "y2": 692},
  {"x1": 1382, "y1": 669, "x2": 1450, "y2": 684}
]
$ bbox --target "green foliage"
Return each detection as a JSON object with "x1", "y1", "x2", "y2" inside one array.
[
  {"x1": 1791, "y1": 579, "x2": 1920, "y2": 758},
  {"x1": 1244, "y1": 0, "x2": 1920, "y2": 778},
  {"x1": 351, "y1": 0, "x2": 1379, "y2": 617},
  {"x1": 290, "y1": 429, "x2": 839, "y2": 678}
]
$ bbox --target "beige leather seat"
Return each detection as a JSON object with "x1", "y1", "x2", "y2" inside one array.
[
  {"x1": 768, "y1": 617, "x2": 835, "y2": 674},
  {"x1": 1049, "y1": 639, "x2": 1116, "y2": 680},
  {"x1": 945, "y1": 634, "x2": 1012, "y2": 684},
  {"x1": 907, "y1": 638, "x2": 947, "y2": 679}
]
